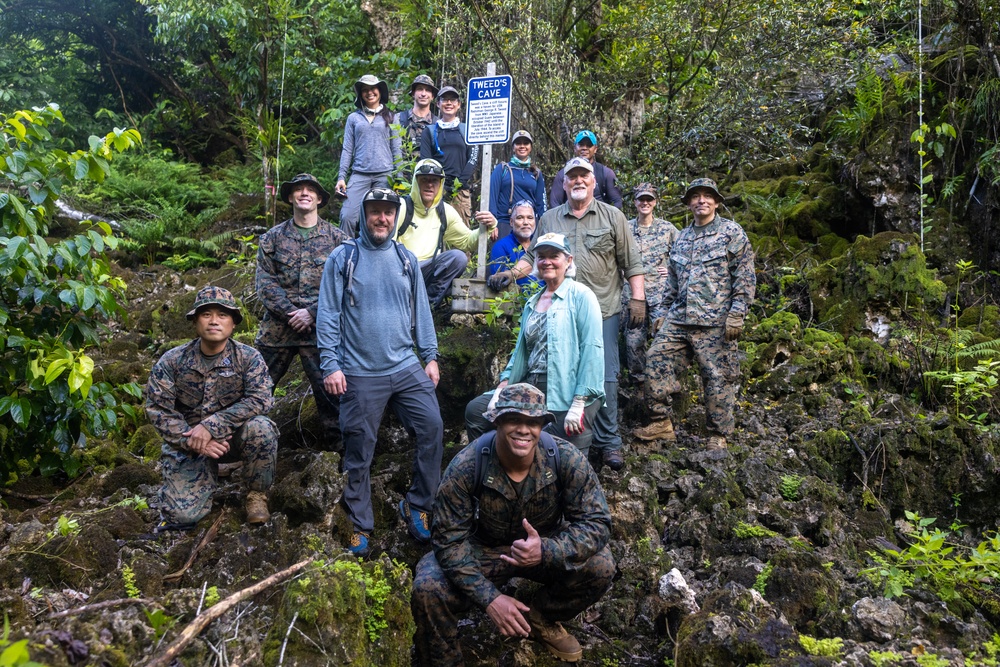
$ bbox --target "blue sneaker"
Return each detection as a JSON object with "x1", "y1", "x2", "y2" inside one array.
[
  {"x1": 348, "y1": 531, "x2": 371, "y2": 558},
  {"x1": 399, "y1": 499, "x2": 431, "y2": 543}
]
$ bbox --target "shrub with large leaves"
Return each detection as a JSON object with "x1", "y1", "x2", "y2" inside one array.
[{"x1": 0, "y1": 104, "x2": 141, "y2": 483}]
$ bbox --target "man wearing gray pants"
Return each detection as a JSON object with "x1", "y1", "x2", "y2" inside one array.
[{"x1": 317, "y1": 188, "x2": 443, "y2": 557}]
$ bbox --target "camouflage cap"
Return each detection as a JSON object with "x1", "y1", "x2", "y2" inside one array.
[
  {"x1": 483, "y1": 383, "x2": 556, "y2": 424},
  {"x1": 437, "y1": 85, "x2": 461, "y2": 100},
  {"x1": 681, "y1": 177, "x2": 725, "y2": 204},
  {"x1": 634, "y1": 182, "x2": 657, "y2": 199},
  {"x1": 408, "y1": 74, "x2": 439, "y2": 97},
  {"x1": 280, "y1": 173, "x2": 330, "y2": 208},
  {"x1": 186, "y1": 286, "x2": 243, "y2": 325}
]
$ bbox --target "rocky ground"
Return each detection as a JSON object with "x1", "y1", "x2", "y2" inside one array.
[{"x1": 3, "y1": 160, "x2": 1000, "y2": 665}]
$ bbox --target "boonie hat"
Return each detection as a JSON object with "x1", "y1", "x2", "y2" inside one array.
[
  {"x1": 279, "y1": 173, "x2": 330, "y2": 208},
  {"x1": 186, "y1": 286, "x2": 243, "y2": 325},
  {"x1": 681, "y1": 177, "x2": 725, "y2": 203},
  {"x1": 408, "y1": 74, "x2": 439, "y2": 97},
  {"x1": 634, "y1": 182, "x2": 657, "y2": 200},
  {"x1": 574, "y1": 130, "x2": 598, "y2": 145},
  {"x1": 482, "y1": 383, "x2": 556, "y2": 424},
  {"x1": 512, "y1": 130, "x2": 533, "y2": 143},
  {"x1": 534, "y1": 232, "x2": 572, "y2": 255},
  {"x1": 563, "y1": 156, "x2": 594, "y2": 175},
  {"x1": 353, "y1": 74, "x2": 390, "y2": 109},
  {"x1": 437, "y1": 85, "x2": 461, "y2": 100}
]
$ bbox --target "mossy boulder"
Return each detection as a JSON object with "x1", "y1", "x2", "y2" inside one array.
[
  {"x1": 763, "y1": 550, "x2": 841, "y2": 635},
  {"x1": 270, "y1": 451, "x2": 343, "y2": 525},
  {"x1": 807, "y1": 232, "x2": 946, "y2": 335},
  {"x1": 265, "y1": 556, "x2": 414, "y2": 666}
]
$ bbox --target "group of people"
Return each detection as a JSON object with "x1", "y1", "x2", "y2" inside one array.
[{"x1": 142, "y1": 73, "x2": 756, "y2": 665}]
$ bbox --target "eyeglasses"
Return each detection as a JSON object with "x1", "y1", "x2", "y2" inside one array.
[{"x1": 414, "y1": 163, "x2": 445, "y2": 177}]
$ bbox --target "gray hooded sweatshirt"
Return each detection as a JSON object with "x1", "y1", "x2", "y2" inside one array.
[{"x1": 316, "y1": 200, "x2": 438, "y2": 377}]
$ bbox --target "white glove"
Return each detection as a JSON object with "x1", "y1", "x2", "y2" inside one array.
[
  {"x1": 563, "y1": 396, "x2": 587, "y2": 436},
  {"x1": 487, "y1": 384, "x2": 505, "y2": 412}
]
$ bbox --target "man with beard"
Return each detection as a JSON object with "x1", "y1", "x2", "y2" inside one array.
[
  {"x1": 316, "y1": 188, "x2": 443, "y2": 557},
  {"x1": 502, "y1": 157, "x2": 645, "y2": 471}
]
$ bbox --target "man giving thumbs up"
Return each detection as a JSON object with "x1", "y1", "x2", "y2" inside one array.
[{"x1": 412, "y1": 383, "x2": 616, "y2": 665}]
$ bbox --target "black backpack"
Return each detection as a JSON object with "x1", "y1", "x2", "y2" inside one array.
[
  {"x1": 340, "y1": 238, "x2": 418, "y2": 337},
  {"x1": 469, "y1": 431, "x2": 561, "y2": 528},
  {"x1": 397, "y1": 195, "x2": 449, "y2": 261}
]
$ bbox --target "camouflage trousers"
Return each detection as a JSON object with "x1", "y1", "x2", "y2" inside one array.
[
  {"x1": 645, "y1": 323, "x2": 738, "y2": 436},
  {"x1": 258, "y1": 345, "x2": 340, "y2": 438},
  {"x1": 158, "y1": 415, "x2": 278, "y2": 525},
  {"x1": 412, "y1": 545, "x2": 615, "y2": 667}
]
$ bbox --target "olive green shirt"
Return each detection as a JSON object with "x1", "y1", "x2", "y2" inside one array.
[{"x1": 526, "y1": 199, "x2": 644, "y2": 318}]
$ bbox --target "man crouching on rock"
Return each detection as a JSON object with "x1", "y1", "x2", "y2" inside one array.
[
  {"x1": 412, "y1": 383, "x2": 614, "y2": 665},
  {"x1": 145, "y1": 286, "x2": 278, "y2": 532}
]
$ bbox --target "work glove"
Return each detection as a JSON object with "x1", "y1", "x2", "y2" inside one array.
[
  {"x1": 564, "y1": 397, "x2": 587, "y2": 436},
  {"x1": 627, "y1": 298, "x2": 647, "y2": 329},
  {"x1": 488, "y1": 273, "x2": 512, "y2": 291},
  {"x1": 724, "y1": 312, "x2": 745, "y2": 341},
  {"x1": 487, "y1": 384, "x2": 505, "y2": 412},
  {"x1": 651, "y1": 317, "x2": 665, "y2": 337}
]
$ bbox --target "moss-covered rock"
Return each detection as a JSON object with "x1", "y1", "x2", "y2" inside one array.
[{"x1": 265, "y1": 556, "x2": 414, "y2": 666}]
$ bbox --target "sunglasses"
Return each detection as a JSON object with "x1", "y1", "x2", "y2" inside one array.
[
  {"x1": 367, "y1": 189, "x2": 397, "y2": 200},
  {"x1": 415, "y1": 163, "x2": 445, "y2": 177}
]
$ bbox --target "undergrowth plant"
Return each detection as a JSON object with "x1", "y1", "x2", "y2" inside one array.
[{"x1": 863, "y1": 511, "x2": 1000, "y2": 601}]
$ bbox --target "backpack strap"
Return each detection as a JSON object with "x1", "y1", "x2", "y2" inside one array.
[
  {"x1": 430, "y1": 123, "x2": 443, "y2": 158},
  {"x1": 504, "y1": 163, "x2": 514, "y2": 216},
  {"x1": 392, "y1": 240, "x2": 418, "y2": 339},
  {"x1": 397, "y1": 196, "x2": 417, "y2": 238},
  {"x1": 470, "y1": 431, "x2": 563, "y2": 528},
  {"x1": 432, "y1": 201, "x2": 448, "y2": 261},
  {"x1": 340, "y1": 240, "x2": 359, "y2": 308}
]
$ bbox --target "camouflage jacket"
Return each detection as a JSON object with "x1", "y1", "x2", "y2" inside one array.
[
  {"x1": 663, "y1": 214, "x2": 756, "y2": 326},
  {"x1": 145, "y1": 338, "x2": 274, "y2": 451},
  {"x1": 431, "y1": 435, "x2": 611, "y2": 609},
  {"x1": 255, "y1": 218, "x2": 347, "y2": 347},
  {"x1": 624, "y1": 217, "x2": 680, "y2": 320}
]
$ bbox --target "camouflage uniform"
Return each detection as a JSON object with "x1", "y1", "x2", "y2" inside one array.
[
  {"x1": 621, "y1": 217, "x2": 679, "y2": 382},
  {"x1": 412, "y1": 428, "x2": 614, "y2": 666},
  {"x1": 645, "y1": 214, "x2": 755, "y2": 435},
  {"x1": 146, "y1": 338, "x2": 277, "y2": 524},
  {"x1": 255, "y1": 218, "x2": 347, "y2": 438}
]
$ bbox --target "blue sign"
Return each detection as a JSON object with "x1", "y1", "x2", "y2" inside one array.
[{"x1": 465, "y1": 75, "x2": 513, "y2": 145}]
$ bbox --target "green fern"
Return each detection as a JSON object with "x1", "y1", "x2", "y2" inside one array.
[{"x1": 828, "y1": 67, "x2": 885, "y2": 144}]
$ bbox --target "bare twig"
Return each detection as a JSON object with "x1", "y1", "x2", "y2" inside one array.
[
  {"x1": 163, "y1": 510, "x2": 227, "y2": 583},
  {"x1": 278, "y1": 610, "x2": 298, "y2": 666},
  {"x1": 144, "y1": 558, "x2": 314, "y2": 667},
  {"x1": 48, "y1": 597, "x2": 153, "y2": 620}
]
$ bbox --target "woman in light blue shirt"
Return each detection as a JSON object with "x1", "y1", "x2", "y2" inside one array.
[{"x1": 465, "y1": 233, "x2": 604, "y2": 454}]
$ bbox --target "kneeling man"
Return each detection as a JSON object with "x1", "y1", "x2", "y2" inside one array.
[
  {"x1": 145, "y1": 286, "x2": 278, "y2": 530},
  {"x1": 413, "y1": 383, "x2": 614, "y2": 665}
]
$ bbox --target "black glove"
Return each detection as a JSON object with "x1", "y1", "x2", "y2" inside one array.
[{"x1": 488, "y1": 274, "x2": 513, "y2": 291}]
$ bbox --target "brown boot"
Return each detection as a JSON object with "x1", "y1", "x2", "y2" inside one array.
[
  {"x1": 527, "y1": 608, "x2": 583, "y2": 662},
  {"x1": 632, "y1": 418, "x2": 676, "y2": 442},
  {"x1": 246, "y1": 491, "x2": 270, "y2": 525},
  {"x1": 707, "y1": 435, "x2": 727, "y2": 450}
]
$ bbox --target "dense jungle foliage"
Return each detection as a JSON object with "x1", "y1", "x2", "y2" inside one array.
[
  {"x1": 4, "y1": 0, "x2": 1000, "y2": 665},
  {"x1": 2, "y1": 0, "x2": 999, "y2": 479}
]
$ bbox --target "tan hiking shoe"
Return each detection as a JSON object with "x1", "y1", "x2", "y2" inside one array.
[
  {"x1": 707, "y1": 435, "x2": 727, "y2": 450},
  {"x1": 632, "y1": 418, "x2": 676, "y2": 442},
  {"x1": 527, "y1": 608, "x2": 583, "y2": 662},
  {"x1": 246, "y1": 491, "x2": 270, "y2": 525}
]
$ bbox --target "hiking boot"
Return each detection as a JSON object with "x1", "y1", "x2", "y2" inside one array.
[
  {"x1": 399, "y1": 499, "x2": 431, "y2": 543},
  {"x1": 527, "y1": 608, "x2": 583, "y2": 662},
  {"x1": 246, "y1": 491, "x2": 270, "y2": 525},
  {"x1": 707, "y1": 435, "x2": 727, "y2": 450},
  {"x1": 632, "y1": 418, "x2": 676, "y2": 442},
  {"x1": 602, "y1": 449, "x2": 624, "y2": 471},
  {"x1": 348, "y1": 531, "x2": 371, "y2": 558}
]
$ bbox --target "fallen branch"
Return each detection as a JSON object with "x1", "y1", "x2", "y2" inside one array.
[
  {"x1": 48, "y1": 597, "x2": 153, "y2": 620},
  {"x1": 143, "y1": 557, "x2": 314, "y2": 667},
  {"x1": 163, "y1": 511, "x2": 227, "y2": 583}
]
